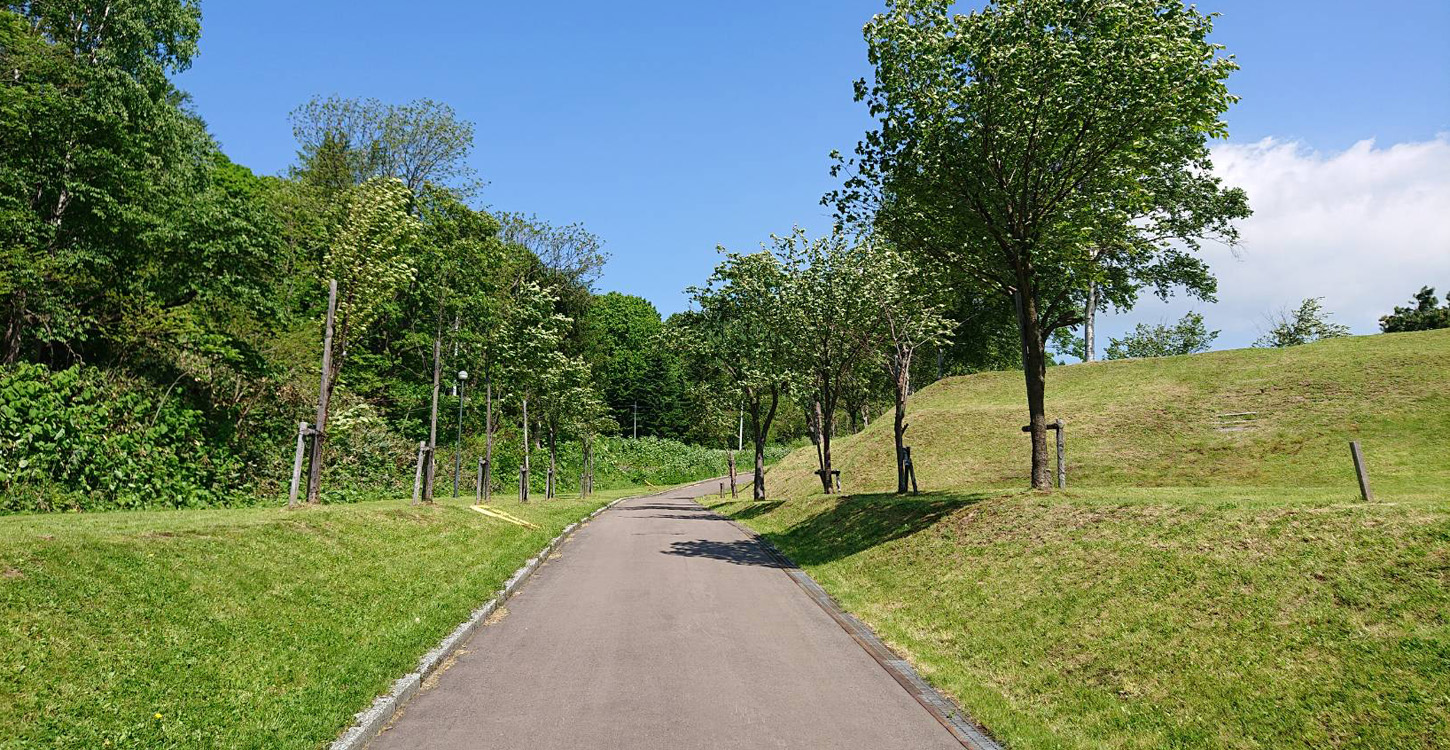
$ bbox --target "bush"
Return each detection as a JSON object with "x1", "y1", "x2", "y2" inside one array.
[{"x1": 0, "y1": 364, "x2": 244, "y2": 512}]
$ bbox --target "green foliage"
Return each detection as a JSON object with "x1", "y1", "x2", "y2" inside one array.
[
  {"x1": 1255, "y1": 297, "x2": 1351, "y2": 348},
  {"x1": 583, "y1": 292, "x2": 688, "y2": 438},
  {"x1": 0, "y1": 364, "x2": 240, "y2": 511},
  {"x1": 289, "y1": 95, "x2": 479, "y2": 194},
  {"x1": 1104, "y1": 311, "x2": 1219, "y2": 360},
  {"x1": 830, "y1": 0, "x2": 1251, "y2": 486},
  {"x1": 1379, "y1": 286, "x2": 1450, "y2": 333},
  {"x1": 325, "y1": 177, "x2": 421, "y2": 340}
]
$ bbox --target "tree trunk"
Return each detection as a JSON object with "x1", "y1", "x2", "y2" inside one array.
[
  {"x1": 815, "y1": 398, "x2": 835, "y2": 494},
  {"x1": 1084, "y1": 283, "x2": 1097, "y2": 362},
  {"x1": 749, "y1": 389, "x2": 780, "y2": 501},
  {"x1": 1014, "y1": 289, "x2": 1052, "y2": 490},
  {"x1": 423, "y1": 335, "x2": 442, "y2": 502},
  {"x1": 893, "y1": 356, "x2": 912, "y2": 494},
  {"x1": 306, "y1": 280, "x2": 338, "y2": 505},
  {"x1": 727, "y1": 451, "x2": 737, "y2": 499},
  {"x1": 2, "y1": 289, "x2": 23, "y2": 365}
]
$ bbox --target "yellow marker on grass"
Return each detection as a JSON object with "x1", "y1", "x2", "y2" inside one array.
[{"x1": 469, "y1": 505, "x2": 539, "y2": 529}]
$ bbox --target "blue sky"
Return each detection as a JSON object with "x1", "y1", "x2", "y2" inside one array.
[{"x1": 177, "y1": 0, "x2": 1450, "y2": 350}]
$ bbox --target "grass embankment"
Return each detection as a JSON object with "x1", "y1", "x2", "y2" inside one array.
[
  {"x1": 0, "y1": 489, "x2": 644, "y2": 749},
  {"x1": 706, "y1": 330, "x2": 1450, "y2": 749}
]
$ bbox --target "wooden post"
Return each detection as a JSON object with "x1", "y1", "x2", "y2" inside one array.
[
  {"x1": 1022, "y1": 421, "x2": 1065, "y2": 490},
  {"x1": 288, "y1": 421, "x2": 309, "y2": 509},
  {"x1": 476, "y1": 457, "x2": 484, "y2": 503},
  {"x1": 1350, "y1": 441, "x2": 1373, "y2": 502},
  {"x1": 306, "y1": 280, "x2": 338, "y2": 505},
  {"x1": 1055, "y1": 419, "x2": 1066, "y2": 490},
  {"x1": 423, "y1": 336, "x2": 442, "y2": 503},
  {"x1": 412, "y1": 441, "x2": 427, "y2": 505}
]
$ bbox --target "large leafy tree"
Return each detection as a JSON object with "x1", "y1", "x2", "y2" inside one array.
[
  {"x1": 289, "y1": 96, "x2": 478, "y2": 195},
  {"x1": 678, "y1": 251, "x2": 795, "y2": 500},
  {"x1": 832, "y1": 0, "x2": 1250, "y2": 488},
  {"x1": 310, "y1": 177, "x2": 420, "y2": 502},
  {"x1": 862, "y1": 242, "x2": 953, "y2": 493},
  {"x1": 582, "y1": 292, "x2": 687, "y2": 439},
  {"x1": 779, "y1": 229, "x2": 883, "y2": 494}
]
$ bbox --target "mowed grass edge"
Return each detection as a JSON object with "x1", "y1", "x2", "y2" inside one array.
[
  {"x1": 707, "y1": 331, "x2": 1450, "y2": 749},
  {"x1": 0, "y1": 489, "x2": 643, "y2": 749}
]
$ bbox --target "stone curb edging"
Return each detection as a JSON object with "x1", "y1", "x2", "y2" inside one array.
[
  {"x1": 717, "y1": 513, "x2": 1005, "y2": 750},
  {"x1": 328, "y1": 496, "x2": 629, "y2": 750}
]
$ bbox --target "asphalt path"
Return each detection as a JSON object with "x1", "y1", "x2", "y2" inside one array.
[{"x1": 369, "y1": 479, "x2": 963, "y2": 749}]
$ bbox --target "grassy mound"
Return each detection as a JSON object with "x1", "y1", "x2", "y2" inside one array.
[
  {"x1": 0, "y1": 490, "x2": 637, "y2": 749},
  {"x1": 710, "y1": 330, "x2": 1450, "y2": 749}
]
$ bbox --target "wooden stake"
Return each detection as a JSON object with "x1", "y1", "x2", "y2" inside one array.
[
  {"x1": 307, "y1": 280, "x2": 338, "y2": 505},
  {"x1": 412, "y1": 441, "x2": 427, "y2": 505},
  {"x1": 288, "y1": 421, "x2": 309, "y2": 509},
  {"x1": 1055, "y1": 418, "x2": 1066, "y2": 490},
  {"x1": 1350, "y1": 441, "x2": 1373, "y2": 502}
]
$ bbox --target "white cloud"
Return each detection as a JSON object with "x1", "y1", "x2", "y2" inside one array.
[{"x1": 1097, "y1": 135, "x2": 1450, "y2": 350}]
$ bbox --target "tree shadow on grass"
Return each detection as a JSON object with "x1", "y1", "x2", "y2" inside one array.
[
  {"x1": 729, "y1": 500, "x2": 785, "y2": 520},
  {"x1": 765, "y1": 491, "x2": 997, "y2": 566}
]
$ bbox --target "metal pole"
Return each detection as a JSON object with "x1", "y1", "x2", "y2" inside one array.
[
  {"x1": 633, "y1": 401, "x2": 637, "y2": 440},
  {"x1": 738, "y1": 409, "x2": 744, "y2": 451},
  {"x1": 454, "y1": 376, "x2": 464, "y2": 498}
]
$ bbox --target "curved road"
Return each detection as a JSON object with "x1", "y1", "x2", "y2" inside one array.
[{"x1": 370, "y1": 479, "x2": 963, "y2": 749}]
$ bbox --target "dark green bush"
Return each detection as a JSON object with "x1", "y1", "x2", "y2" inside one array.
[{"x1": 0, "y1": 364, "x2": 243, "y2": 512}]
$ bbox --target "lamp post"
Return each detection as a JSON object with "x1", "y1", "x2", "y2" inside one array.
[{"x1": 454, "y1": 370, "x2": 468, "y2": 498}]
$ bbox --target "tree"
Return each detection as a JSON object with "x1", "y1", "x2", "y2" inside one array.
[
  {"x1": 309, "y1": 177, "x2": 420, "y2": 503},
  {"x1": 862, "y1": 243, "x2": 953, "y2": 493},
  {"x1": 496, "y1": 281, "x2": 570, "y2": 501},
  {"x1": 831, "y1": 0, "x2": 1250, "y2": 488},
  {"x1": 289, "y1": 96, "x2": 478, "y2": 195},
  {"x1": 1380, "y1": 287, "x2": 1450, "y2": 333},
  {"x1": 582, "y1": 292, "x2": 687, "y2": 439},
  {"x1": 1255, "y1": 298, "x2": 1351, "y2": 348},
  {"x1": 409, "y1": 187, "x2": 504, "y2": 501},
  {"x1": 677, "y1": 251, "x2": 795, "y2": 500},
  {"x1": 495, "y1": 212, "x2": 609, "y2": 289},
  {"x1": 780, "y1": 229, "x2": 883, "y2": 494},
  {"x1": 1105, "y1": 312, "x2": 1218, "y2": 359}
]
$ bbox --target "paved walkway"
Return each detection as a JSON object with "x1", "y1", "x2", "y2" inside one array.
[{"x1": 370, "y1": 480, "x2": 963, "y2": 749}]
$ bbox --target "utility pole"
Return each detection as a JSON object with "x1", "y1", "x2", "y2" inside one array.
[
  {"x1": 633, "y1": 401, "x2": 637, "y2": 440},
  {"x1": 737, "y1": 409, "x2": 744, "y2": 451}
]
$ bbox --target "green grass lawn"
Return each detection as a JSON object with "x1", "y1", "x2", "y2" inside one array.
[
  {"x1": 711, "y1": 330, "x2": 1450, "y2": 749},
  {"x1": 0, "y1": 489, "x2": 640, "y2": 749}
]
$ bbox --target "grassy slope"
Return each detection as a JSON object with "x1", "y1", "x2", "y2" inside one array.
[
  {"x1": 708, "y1": 330, "x2": 1450, "y2": 749},
  {"x1": 0, "y1": 489, "x2": 644, "y2": 749}
]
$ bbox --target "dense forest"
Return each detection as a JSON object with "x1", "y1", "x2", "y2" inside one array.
[{"x1": 0, "y1": 4, "x2": 794, "y2": 511}]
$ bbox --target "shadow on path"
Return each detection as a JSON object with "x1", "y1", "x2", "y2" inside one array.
[{"x1": 663, "y1": 538, "x2": 789, "y2": 568}]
